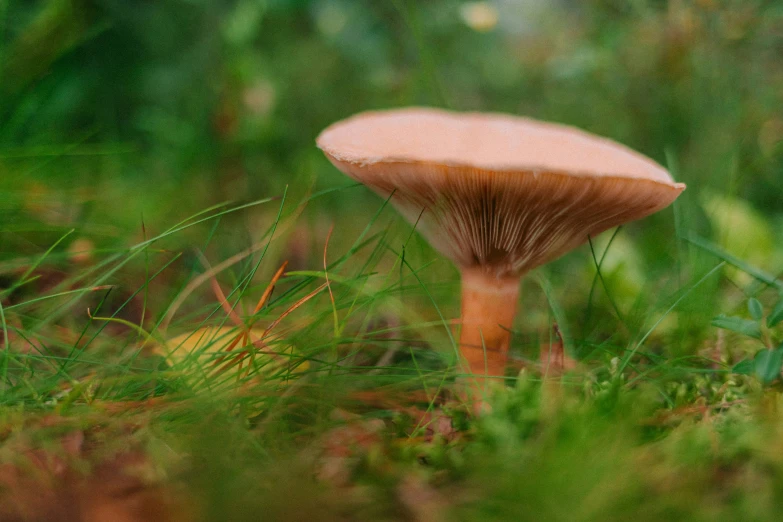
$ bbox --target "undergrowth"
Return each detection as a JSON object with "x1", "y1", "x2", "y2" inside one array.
[{"x1": 1, "y1": 189, "x2": 782, "y2": 521}]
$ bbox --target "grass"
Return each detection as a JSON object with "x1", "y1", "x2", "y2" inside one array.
[
  {"x1": 1, "y1": 184, "x2": 779, "y2": 521},
  {"x1": 2, "y1": 0, "x2": 783, "y2": 520}
]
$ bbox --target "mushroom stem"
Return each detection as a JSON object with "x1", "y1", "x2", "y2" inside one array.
[{"x1": 458, "y1": 269, "x2": 521, "y2": 379}]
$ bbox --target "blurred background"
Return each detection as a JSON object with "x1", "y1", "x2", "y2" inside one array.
[{"x1": 1, "y1": 0, "x2": 782, "y2": 363}]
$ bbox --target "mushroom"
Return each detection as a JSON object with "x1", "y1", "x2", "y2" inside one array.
[{"x1": 316, "y1": 107, "x2": 685, "y2": 389}]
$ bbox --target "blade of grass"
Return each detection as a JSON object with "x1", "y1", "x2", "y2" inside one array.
[
  {"x1": 535, "y1": 273, "x2": 573, "y2": 354},
  {"x1": 619, "y1": 262, "x2": 726, "y2": 374},
  {"x1": 585, "y1": 229, "x2": 625, "y2": 326},
  {"x1": 86, "y1": 311, "x2": 167, "y2": 353},
  {"x1": 683, "y1": 233, "x2": 782, "y2": 290},
  {"x1": 64, "y1": 252, "x2": 182, "y2": 371},
  {"x1": 1, "y1": 228, "x2": 74, "y2": 298}
]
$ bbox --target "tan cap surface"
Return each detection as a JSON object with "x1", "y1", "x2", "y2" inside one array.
[{"x1": 317, "y1": 107, "x2": 685, "y2": 276}]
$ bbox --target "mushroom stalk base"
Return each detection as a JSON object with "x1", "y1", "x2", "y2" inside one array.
[{"x1": 458, "y1": 270, "x2": 521, "y2": 379}]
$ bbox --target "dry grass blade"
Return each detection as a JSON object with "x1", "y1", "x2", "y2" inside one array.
[
  {"x1": 160, "y1": 189, "x2": 312, "y2": 333},
  {"x1": 229, "y1": 278, "x2": 325, "y2": 376},
  {"x1": 182, "y1": 256, "x2": 298, "y2": 374},
  {"x1": 161, "y1": 240, "x2": 272, "y2": 333},
  {"x1": 252, "y1": 261, "x2": 288, "y2": 317},
  {"x1": 199, "y1": 253, "x2": 276, "y2": 369},
  {"x1": 213, "y1": 347, "x2": 253, "y2": 376},
  {"x1": 263, "y1": 282, "x2": 328, "y2": 337},
  {"x1": 204, "y1": 262, "x2": 245, "y2": 331},
  {"x1": 178, "y1": 259, "x2": 318, "y2": 378},
  {"x1": 240, "y1": 261, "x2": 288, "y2": 374}
]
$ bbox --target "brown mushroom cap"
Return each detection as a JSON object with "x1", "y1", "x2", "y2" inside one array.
[{"x1": 317, "y1": 107, "x2": 685, "y2": 277}]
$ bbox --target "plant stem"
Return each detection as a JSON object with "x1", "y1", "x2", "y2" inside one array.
[{"x1": 459, "y1": 269, "x2": 521, "y2": 379}]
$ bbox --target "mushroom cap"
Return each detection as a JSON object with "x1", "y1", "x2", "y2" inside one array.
[{"x1": 317, "y1": 107, "x2": 685, "y2": 277}]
